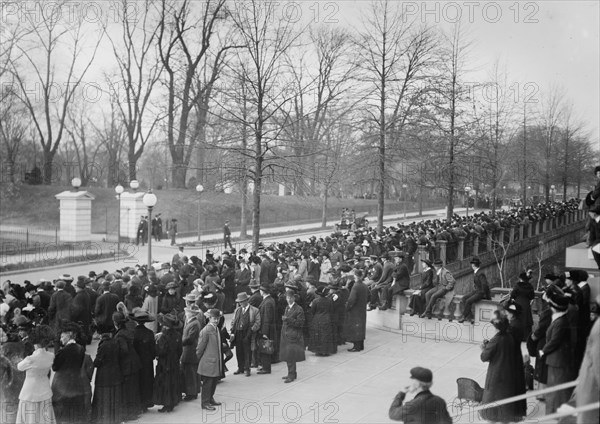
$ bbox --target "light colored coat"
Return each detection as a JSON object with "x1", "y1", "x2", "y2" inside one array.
[
  {"x1": 142, "y1": 295, "x2": 158, "y2": 333},
  {"x1": 196, "y1": 323, "x2": 222, "y2": 377},
  {"x1": 17, "y1": 348, "x2": 54, "y2": 402}
]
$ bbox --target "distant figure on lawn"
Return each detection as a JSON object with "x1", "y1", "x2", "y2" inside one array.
[{"x1": 169, "y1": 219, "x2": 178, "y2": 246}]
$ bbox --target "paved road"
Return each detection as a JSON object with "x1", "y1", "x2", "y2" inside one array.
[{"x1": 2, "y1": 208, "x2": 471, "y2": 282}]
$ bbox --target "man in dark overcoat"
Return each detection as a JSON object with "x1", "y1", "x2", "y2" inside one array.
[
  {"x1": 279, "y1": 288, "x2": 305, "y2": 383},
  {"x1": 257, "y1": 285, "x2": 277, "y2": 374},
  {"x1": 94, "y1": 281, "x2": 120, "y2": 334},
  {"x1": 71, "y1": 278, "x2": 92, "y2": 344},
  {"x1": 344, "y1": 268, "x2": 369, "y2": 352},
  {"x1": 131, "y1": 309, "x2": 156, "y2": 411},
  {"x1": 48, "y1": 280, "x2": 72, "y2": 331}
]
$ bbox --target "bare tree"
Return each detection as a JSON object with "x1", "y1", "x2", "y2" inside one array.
[
  {"x1": 156, "y1": 0, "x2": 231, "y2": 188},
  {"x1": 537, "y1": 86, "x2": 565, "y2": 201},
  {"x1": 0, "y1": 87, "x2": 29, "y2": 183},
  {"x1": 8, "y1": 0, "x2": 103, "y2": 184},
  {"x1": 65, "y1": 102, "x2": 103, "y2": 186},
  {"x1": 220, "y1": 0, "x2": 301, "y2": 250},
  {"x1": 355, "y1": 0, "x2": 437, "y2": 233},
  {"x1": 105, "y1": 0, "x2": 163, "y2": 180}
]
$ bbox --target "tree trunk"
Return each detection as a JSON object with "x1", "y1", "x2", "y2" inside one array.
[
  {"x1": 252, "y1": 159, "x2": 262, "y2": 251},
  {"x1": 42, "y1": 148, "x2": 56, "y2": 185},
  {"x1": 172, "y1": 165, "x2": 187, "y2": 189},
  {"x1": 240, "y1": 176, "x2": 248, "y2": 239},
  {"x1": 321, "y1": 187, "x2": 328, "y2": 229}
]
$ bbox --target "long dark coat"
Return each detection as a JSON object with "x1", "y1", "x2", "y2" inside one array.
[
  {"x1": 92, "y1": 335, "x2": 122, "y2": 424},
  {"x1": 344, "y1": 279, "x2": 369, "y2": 342},
  {"x1": 259, "y1": 295, "x2": 279, "y2": 349},
  {"x1": 480, "y1": 331, "x2": 527, "y2": 422},
  {"x1": 115, "y1": 326, "x2": 142, "y2": 419},
  {"x1": 48, "y1": 290, "x2": 72, "y2": 329},
  {"x1": 133, "y1": 324, "x2": 156, "y2": 408},
  {"x1": 510, "y1": 280, "x2": 535, "y2": 339},
  {"x1": 52, "y1": 342, "x2": 86, "y2": 424},
  {"x1": 308, "y1": 296, "x2": 336, "y2": 355},
  {"x1": 94, "y1": 292, "x2": 120, "y2": 332},
  {"x1": 221, "y1": 267, "x2": 236, "y2": 314},
  {"x1": 279, "y1": 303, "x2": 305, "y2": 363},
  {"x1": 330, "y1": 287, "x2": 349, "y2": 345},
  {"x1": 180, "y1": 315, "x2": 203, "y2": 396},
  {"x1": 153, "y1": 328, "x2": 182, "y2": 407}
]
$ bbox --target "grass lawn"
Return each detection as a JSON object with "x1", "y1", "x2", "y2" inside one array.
[{"x1": 1, "y1": 184, "x2": 434, "y2": 235}]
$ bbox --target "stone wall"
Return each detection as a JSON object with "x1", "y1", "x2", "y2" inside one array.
[{"x1": 409, "y1": 211, "x2": 587, "y2": 295}]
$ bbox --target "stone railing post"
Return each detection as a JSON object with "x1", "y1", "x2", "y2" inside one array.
[
  {"x1": 519, "y1": 224, "x2": 524, "y2": 240},
  {"x1": 487, "y1": 233, "x2": 493, "y2": 251},
  {"x1": 539, "y1": 220, "x2": 544, "y2": 234},
  {"x1": 473, "y1": 235, "x2": 479, "y2": 256},
  {"x1": 498, "y1": 227, "x2": 505, "y2": 246},
  {"x1": 528, "y1": 222, "x2": 533, "y2": 238},
  {"x1": 457, "y1": 236, "x2": 465, "y2": 261},
  {"x1": 417, "y1": 245, "x2": 429, "y2": 273},
  {"x1": 509, "y1": 226, "x2": 515, "y2": 243},
  {"x1": 437, "y1": 240, "x2": 448, "y2": 265}
]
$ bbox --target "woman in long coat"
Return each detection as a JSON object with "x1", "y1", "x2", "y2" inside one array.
[
  {"x1": 16, "y1": 325, "x2": 56, "y2": 424},
  {"x1": 343, "y1": 270, "x2": 369, "y2": 352},
  {"x1": 153, "y1": 313, "x2": 182, "y2": 413},
  {"x1": 308, "y1": 287, "x2": 336, "y2": 356},
  {"x1": 91, "y1": 333, "x2": 122, "y2": 424},
  {"x1": 509, "y1": 273, "x2": 535, "y2": 340},
  {"x1": 220, "y1": 260, "x2": 236, "y2": 314},
  {"x1": 480, "y1": 312, "x2": 527, "y2": 423},
  {"x1": 113, "y1": 311, "x2": 142, "y2": 420},
  {"x1": 51, "y1": 323, "x2": 86, "y2": 424},
  {"x1": 279, "y1": 289, "x2": 305, "y2": 383},
  {"x1": 131, "y1": 309, "x2": 156, "y2": 411}
]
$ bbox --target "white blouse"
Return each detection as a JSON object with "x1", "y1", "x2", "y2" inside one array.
[{"x1": 17, "y1": 348, "x2": 54, "y2": 402}]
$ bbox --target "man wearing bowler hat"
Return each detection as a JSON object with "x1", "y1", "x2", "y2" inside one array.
[
  {"x1": 257, "y1": 285, "x2": 277, "y2": 374},
  {"x1": 230, "y1": 292, "x2": 261, "y2": 376},
  {"x1": 389, "y1": 367, "x2": 451, "y2": 424},
  {"x1": 458, "y1": 257, "x2": 491, "y2": 324}
]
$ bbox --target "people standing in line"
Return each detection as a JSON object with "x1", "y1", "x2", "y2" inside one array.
[
  {"x1": 540, "y1": 286, "x2": 575, "y2": 414},
  {"x1": 196, "y1": 309, "x2": 224, "y2": 411},
  {"x1": 479, "y1": 311, "x2": 527, "y2": 423},
  {"x1": 223, "y1": 220, "x2": 233, "y2": 250},
  {"x1": 91, "y1": 332, "x2": 122, "y2": 424},
  {"x1": 388, "y1": 367, "x2": 452, "y2": 424},
  {"x1": 16, "y1": 325, "x2": 56, "y2": 424},
  {"x1": 153, "y1": 313, "x2": 182, "y2": 413},
  {"x1": 344, "y1": 268, "x2": 369, "y2": 352},
  {"x1": 230, "y1": 292, "x2": 261, "y2": 376},
  {"x1": 307, "y1": 286, "x2": 336, "y2": 357},
  {"x1": 181, "y1": 304, "x2": 204, "y2": 401},
  {"x1": 458, "y1": 257, "x2": 490, "y2": 324},
  {"x1": 279, "y1": 288, "x2": 305, "y2": 383},
  {"x1": 113, "y1": 310, "x2": 141, "y2": 421},
  {"x1": 130, "y1": 309, "x2": 156, "y2": 412},
  {"x1": 509, "y1": 272, "x2": 535, "y2": 341},
  {"x1": 257, "y1": 285, "x2": 277, "y2": 374},
  {"x1": 51, "y1": 323, "x2": 86, "y2": 424}
]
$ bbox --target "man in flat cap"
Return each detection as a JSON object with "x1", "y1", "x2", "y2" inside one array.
[{"x1": 389, "y1": 367, "x2": 451, "y2": 423}]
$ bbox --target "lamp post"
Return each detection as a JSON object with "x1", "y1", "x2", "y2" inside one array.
[
  {"x1": 550, "y1": 184, "x2": 556, "y2": 202},
  {"x1": 196, "y1": 184, "x2": 204, "y2": 242},
  {"x1": 465, "y1": 186, "x2": 471, "y2": 217},
  {"x1": 71, "y1": 177, "x2": 81, "y2": 192},
  {"x1": 130, "y1": 179, "x2": 139, "y2": 192},
  {"x1": 503, "y1": 185, "x2": 506, "y2": 207},
  {"x1": 115, "y1": 184, "x2": 124, "y2": 261},
  {"x1": 143, "y1": 190, "x2": 157, "y2": 269},
  {"x1": 402, "y1": 184, "x2": 408, "y2": 219}
]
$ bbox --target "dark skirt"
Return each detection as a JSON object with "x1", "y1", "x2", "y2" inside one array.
[
  {"x1": 153, "y1": 361, "x2": 181, "y2": 408},
  {"x1": 138, "y1": 362, "x2": 154, "y2": 407},
  {"x1": 546, "y1": 365, "x2": 574, "y2": 414},
  {"x1": 181, "y1": 363, "x2": 199, "y2": 396},
  {"x1": 53, "y1": 395, "x2": 85, "y2": 424},
  {"x1": 121, "y1": 372, "x2": 141, "y2": 420},
  {"x1": 92, "y1": 385, "x2": 121, "y2": 424},
  {"x1": 308, "y1": 315, "x2": 336, "y2": 355}
]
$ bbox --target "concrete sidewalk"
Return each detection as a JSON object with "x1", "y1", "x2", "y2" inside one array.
[{"x1": 134, "y1": 315, "x2": 542, "y2": 424}]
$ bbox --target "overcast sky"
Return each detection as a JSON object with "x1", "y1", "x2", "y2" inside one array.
[{"x1": 336, "y1": 0, "x2": 600, "y2": 145}]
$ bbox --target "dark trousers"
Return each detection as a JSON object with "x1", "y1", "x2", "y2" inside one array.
[
  {"x1": 424, "y1": 287, "x2": 448, "y2": 314},
  {"x1": 409, "y1": 288, "x2": 435, "y2": 314},
  {"x1": 369, "y1": 285, "x2": 388, "y2": 306},
  {"x1": 234, "y1": 332, "x2": 251, "y2": 371},
  {"x1": 460, "y1": 292, "x2": 484, "y2": 319},
  {"x1": 200, "y1": 375, "x2": 217, "y2": 406},
  {"x1": 286, "y1": 361, "x2": 297, "y2": 379},
  {"x1": 224, "y1": 236, "x2": 233, "y2": 250},
  {"x1": 260, "y1": 352, "x2": 272, "y2": 372}
]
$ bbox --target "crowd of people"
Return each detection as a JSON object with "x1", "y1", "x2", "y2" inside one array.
[{"x1": 0, "y1": 195, "x2": 598, "y2": 424}]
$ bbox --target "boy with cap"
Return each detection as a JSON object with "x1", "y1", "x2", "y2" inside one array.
[{"x1": 388, "y1": 367, "x2": 451, "y2": 423}]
